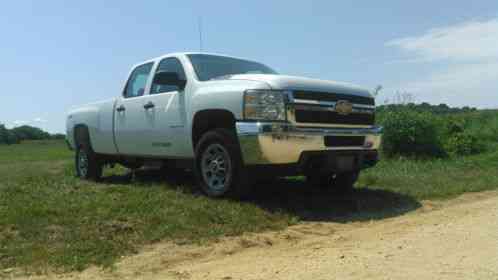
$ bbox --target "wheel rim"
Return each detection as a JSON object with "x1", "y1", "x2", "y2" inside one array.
[
  {"x1": 201, "y1": 143, "x2": 232, "y2": 192},
  {"x1": 78, "y1": 149, "x2": 89, "y2": 177}
]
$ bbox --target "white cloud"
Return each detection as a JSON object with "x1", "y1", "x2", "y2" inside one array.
[
  {"x1": 386, "y1": 18, "x2": 498, "y2": 62},
  {"x1": 385, "y1": 18, "x2": 498, "y2": 108},
  {"x1": 391, "y1": 62, "x2": 498, "y2": 107},
  {"x1": 33, "y1": 118, "x2": 47, "y2": 123},
  {"x1": 5, "y1": 118, "x2": 48, "y2": 129},
  {"x1": 13, "y1": 120, "x2": 28, "y2": 126}
]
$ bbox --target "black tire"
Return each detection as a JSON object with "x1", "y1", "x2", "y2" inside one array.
[
  {"x1": 194, "y1": 128, "x2": 251, "y2": 198},
  {"x1": 334, "y1": 171, "x2": 360, "y2": 193},
  {"x1": 75, "y1": 135, "x2": 102, "y2": 181},
  {"x1": 305, "y1": 173, "x2": 332, "y2": 189},
  {"x1": 306, "y1": 171, "x2": 359, "y2": 193}
]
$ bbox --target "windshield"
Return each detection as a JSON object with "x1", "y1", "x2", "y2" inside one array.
[{"x1": 187, "y1": 54, "x2": 278, "y2": 81}]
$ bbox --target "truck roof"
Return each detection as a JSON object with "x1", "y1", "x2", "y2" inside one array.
[{"x1": 134, "y1": 52, "x2": 258, "y2": 68}]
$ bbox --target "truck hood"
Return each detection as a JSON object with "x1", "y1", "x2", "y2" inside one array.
[{"x1": 225, "y1": 74, "x2": 372, "y2": 98}]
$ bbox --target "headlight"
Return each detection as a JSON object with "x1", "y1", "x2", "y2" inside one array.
[{"x1": 243, "y1": 90, "x2": 288, "y2": 121}]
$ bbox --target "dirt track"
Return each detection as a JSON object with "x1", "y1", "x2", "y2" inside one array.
[{"x1": 20, "y1": 191, "x2": 498, "y2": 280}]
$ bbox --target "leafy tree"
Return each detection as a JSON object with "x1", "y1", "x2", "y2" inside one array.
[
  {"x1": 0, "y1": 124, "x2": 61, "y2": 144},
  {"x1": 7, "y1": 131, "x2": 20, "y2": 144},
  {"x1": 377, "y1": 103, "x2": 477, "y2": 115},
  {"x1": 50, "y1": 133, "x2": 66, "y2": 140},
  {"x1": 11, "y1": 125, "x2": 51, "y2": 141},
  {"x1": 0, "y1": 124, "x2": 19, "y2": 145},
  {"x1": 0, "y1": 124, "x2": 8, "y2": 144}
]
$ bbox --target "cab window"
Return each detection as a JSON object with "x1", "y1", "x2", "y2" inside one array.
[
  {"x1": 151, "y1": 57, "x2": 186, "y2": 94},
  {"x1": 124, "y1": 63, "x2": 153, "y2": 98}
]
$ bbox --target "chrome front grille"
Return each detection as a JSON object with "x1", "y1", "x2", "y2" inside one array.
[
  {"x1": 293, "y1": 90, "x2": 375, "y2": 105},
  {"x1": 288, "y1": 91, "x2": 375, "y2": 126}
]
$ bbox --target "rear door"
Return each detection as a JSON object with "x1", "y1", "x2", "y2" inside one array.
[{"x1": 114, "y1": 62, "x2": 154, "y2": 155}]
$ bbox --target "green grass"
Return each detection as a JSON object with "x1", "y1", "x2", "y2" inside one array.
[
  {"x1": 0, "y1": 140, "x2": 72, "y2": 162},
  {"x1": 358, "y1": 148, "x2": 498, "y2": 200},
  {"x1": 1, "y1": 140, "x2": 498, "y2": 274},
  {"x1": 0, "y1": 141, "x2": 294, "y2": 273}
]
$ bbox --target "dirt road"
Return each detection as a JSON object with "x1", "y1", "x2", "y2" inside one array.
[{"x1": 21, "y1": 191, "x2": 498, "y2": 280}]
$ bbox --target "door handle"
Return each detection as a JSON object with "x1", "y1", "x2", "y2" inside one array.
[
  {"x1": 143, "y1": 101, "x2": 155, "y2": 110},
  {"x1": 116, "y1": 105, "x2": 126, "y2": 112}
]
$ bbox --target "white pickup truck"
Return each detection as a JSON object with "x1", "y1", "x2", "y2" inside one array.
[{"x1": 66, "y1": 53, "x2": 382, "y2": 198}]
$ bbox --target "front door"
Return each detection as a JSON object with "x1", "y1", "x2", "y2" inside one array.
[{"x1": 143, "y1": 57, "x2": 188, "y2": 157}]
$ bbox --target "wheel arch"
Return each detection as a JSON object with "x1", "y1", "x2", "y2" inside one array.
[
  {"x1": 191, "y1": 109, "x2": 237, "y2": 149},
  {"x1": 73, "y1": 124, "x2": 92, "y2": 148}
]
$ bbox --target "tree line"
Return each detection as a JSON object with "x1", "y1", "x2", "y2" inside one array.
[
  {"x1": 0, "y1": 124, "x2": 65, "y2": 145},
  {"x1": 377, "y1": 102, "x2": 478, "y2": 115}
]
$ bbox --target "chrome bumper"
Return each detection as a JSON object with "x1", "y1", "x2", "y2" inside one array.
[{"x1": 236, "y1": 122, "x2": 382, "y2": 165}]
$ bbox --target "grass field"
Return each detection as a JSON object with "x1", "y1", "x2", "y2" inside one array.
[{"x1": 1, "y1": 140, "x2": 497, "y2": 274}]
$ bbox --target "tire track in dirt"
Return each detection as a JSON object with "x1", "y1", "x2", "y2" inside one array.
[{"x1": 12, "y1": 191, "x2": 498, "y2": 280}]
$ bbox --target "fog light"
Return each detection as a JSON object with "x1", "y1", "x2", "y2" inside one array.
[{"x1": 365, "y1": 141, "x2": 374, "y2": 148}]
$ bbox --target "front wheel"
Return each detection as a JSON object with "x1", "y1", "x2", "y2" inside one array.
[
  {"x1": 75, "y1": 142, "x2": 102, "y2": 181},
  {"x1": 194, "y1": 128, "x2": 251, "y2": 198}
]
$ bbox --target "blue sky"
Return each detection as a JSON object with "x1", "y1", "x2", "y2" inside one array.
[{"x1": 1, "y1": 0, "x2": 498, "y2": 133}]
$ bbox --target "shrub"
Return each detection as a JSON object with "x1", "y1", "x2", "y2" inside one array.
[
  {"x1": 380, "y1": 109, "x2": 444, "y2": 158},
  {"x1": 464, "y1": 111, "x2": 498, "y2": 144},
  {"x1": 444, "y1": 132, "x2": 484, "y2": 156},
  {"x1": 440, "y1": 115, "x2": 489, "y2": 156},
  {"x1": 444, "y1": 118, "x2": 465, "y2": 135},
  {"x1": 378, "y1": 105, "x2": 496, "y2": 158}
]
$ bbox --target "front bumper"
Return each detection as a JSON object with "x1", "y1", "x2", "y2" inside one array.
[{"x1": 236, "y1": 122, "x2": 382, "y2": 166}]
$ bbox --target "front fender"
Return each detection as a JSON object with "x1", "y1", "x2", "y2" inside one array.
[
  {"x1": 66, "y1": 98, "x2": 117, "y2": 154},
  {"x1": 66, "y1": 105, "x2": 99, "y2": 150},
  {"x1": 190, "y1": 80, "x2": 271, "y2": 124}
]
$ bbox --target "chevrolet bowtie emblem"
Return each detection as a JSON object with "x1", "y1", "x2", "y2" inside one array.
[{"x1": 335, "y1": 100, "x2": 353, "y2": 115}]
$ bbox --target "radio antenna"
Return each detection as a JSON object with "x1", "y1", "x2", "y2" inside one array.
[{"x1": 198, "y1": 16, "x2": 203, "y2": 52}]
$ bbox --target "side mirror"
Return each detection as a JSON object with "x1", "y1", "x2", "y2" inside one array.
[{"x1": 153, "y1": 71, "x2": 186, "y2": 90}]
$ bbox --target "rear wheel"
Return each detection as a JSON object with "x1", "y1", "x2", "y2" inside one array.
[
  {"x1": 194, "y1": 128, "x2": 251, "y2": 198},
  {"x1": 306, "y1": 173, "x2": 332, "y2": 189},
  {"x1": 75, "y1": 136, "x2": 102, "y2": 181},
  {"x1": 334, "y1": 171, "x2": 360, "y2": 192},
  {"x1": 306, "y1": 171, "x2": 359, "y2": 193}
]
